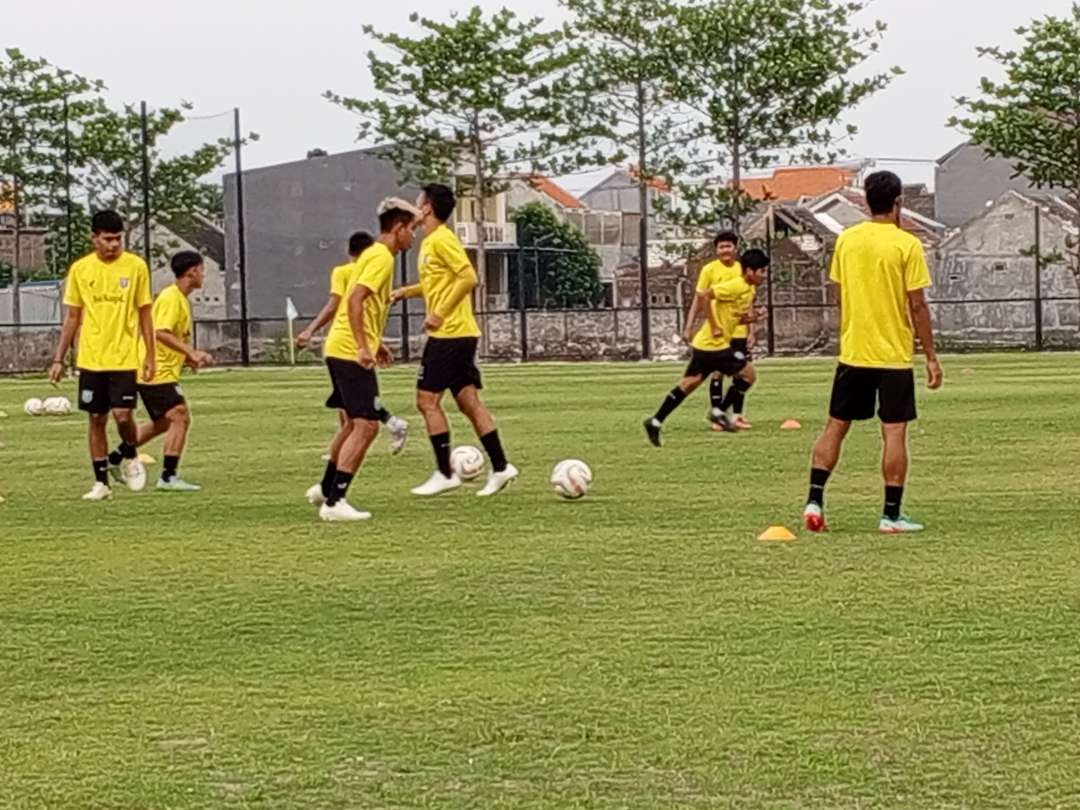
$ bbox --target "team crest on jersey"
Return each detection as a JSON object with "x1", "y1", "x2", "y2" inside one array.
[{"x1": 119, "y1": 278, "x2": 129, "y2": 289}]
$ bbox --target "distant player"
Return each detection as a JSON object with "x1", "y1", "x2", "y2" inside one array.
[
  {"x1": 391, "y1": 183, "x2": 518, "y2": 497},
  {"x1": 684, "y1": 232, "x2": 755, "y2": 430},
  {"x1": 49, "y1": 210, "x2": 156, "y2": 501},
  {"x1": 105, "y1": 251, "x2": 214, "y2": 491},
  {"x1": 645, "y1": 249, "x2": 769, "y2": 446},
  {"x1": 307, "y1": 199, "x2": 417, "y2": 521},
  {"x1": 803, "y1": 171, "x2": 943, "y2": 534},
  {"x1": 297, "y1": 231, "x2": 409, "y2": 455}
]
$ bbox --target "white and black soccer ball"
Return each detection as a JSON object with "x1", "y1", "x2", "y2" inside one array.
[
  {"x1": 23, "y1": 397, "x2": 45, "y2": 417},
  {"x1": 44, "y1": 396, "x2": 72, "y2": 415},
  {"x1": 451, "y1": 445, "x2": 485, "y2": 481},
  {"x1": 551, "y1": 459, "x2": 593, "y2": 500}
]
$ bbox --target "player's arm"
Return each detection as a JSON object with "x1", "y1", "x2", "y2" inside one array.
[
  {"x1": 390, "y1": 283, "x2": 423, "y2": 304},
  {"x1": 49, "y1": 305, "x2": 82, "y2": 383},
  {"x1": 908, "y1": 290, "x2": 941, "y2": 390},
  {"x1": 138, "y1": 304, "x2": 157, "y2": 382},
  {"x1": 156, "y1": 329, "x2": 213, "y2": 370},
  {"x1": 347, "y1": 283, "x2": 376, "y2": 369},
  {"x1": 297, "y1": 294, "x2": 340, "y2": 347}
]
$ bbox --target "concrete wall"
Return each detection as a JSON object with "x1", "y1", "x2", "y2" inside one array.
[
  {"x1": 0, "y1": 282, "x2": 62, "y2": 325},
  {"x1": 224, "y1": 148, "x2": 421, "y2": 321},
  {"x1": 935, "y1": 143, "x2": 1041, "y2": 228}
]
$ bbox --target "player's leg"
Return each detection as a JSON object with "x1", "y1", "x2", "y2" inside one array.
[
  {"x1": 454, "y1": 384, "x2": 519, "y2": 496},
  {"x1": 156, "y1": 403, "x2": 201, "y2": 491},
  {"x1": 412, "y1": 339, "x2": 465, "y2": 496},
  {"x1": 109, "y1": 383, "x2": 177, "y2": 479},
  {"x1": 644, "y1": 367, "x2": 707, "y2": 447},
  {"x1": 713, "y1": 360, "x2": 756, "y2": 433},
  {"x1": 77, "y1": 370, "x2": 113, "y2": 500},
  {"x1": 319, "y1": 363, "x2": 381, "y2": 521},
  {"x1": 878, "y1": 370, "x2": 922, "y2": 534},
  {"x1": 731, "y1": 339, "x2": 753, "y2": 429},
  {"x1": 708, "y1": 372, "x2": 725, "y2": 423},
  {"x1": 111, "y1": 405, "x2": 147, "y2": 492},
  {"x1": 375, "y1": 403, "x2": 409, "y2": 455}
]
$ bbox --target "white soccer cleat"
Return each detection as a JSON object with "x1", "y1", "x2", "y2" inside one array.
[
  {"x1": 386, "y1": 416, "x2": 409, "y2": 455},
  {"x1": 879, "y1": 515, "x2": 925, "y2": 534},
  {"x1": 410, "y1": 471, "x2": 463, "y2": 497},
  {"x1": 319, "y1": 500, "x2": 372, "y2": 522},
  {"x1": 477, "y1": 463, "x2": 520, "y2": 498},
  {"x1": 120, "y1": 458, "x2": 147, "y2": 492},
  {"x1": 82, "y1": 482, "x2": 113, "y2": 502},
  {"x1": 305, "y1": 484, "x2": 327, "y2": 506}
]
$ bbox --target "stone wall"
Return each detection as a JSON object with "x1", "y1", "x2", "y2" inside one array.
[{"x1": 0, "y1": 326, "x2": 62, "y2": 373}]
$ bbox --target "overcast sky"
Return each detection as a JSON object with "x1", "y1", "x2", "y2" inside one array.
[{"x1": 7, "y1": 0, "x2": 1073, "y2": 191}]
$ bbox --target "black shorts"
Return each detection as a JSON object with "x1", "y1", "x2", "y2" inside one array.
[
  {"x1": 685, "y1": 348, "x2": 748, "y2": 379},
  {"x1": 730, "y1": 337, "x2": 752, "y2": 362},
  {"x1": 77, "y1": 369, "x2": 137, "y2": 414},
  {"x1": 418, "y1": 337, "x2": 483, "y2": 396},
  {"x1": 829, "y1": 363, "x2": 917, "y2": 424},
  {"x1": 138, "y1": 383, "x2": 186, "y2": 422},
  {"x1": 325, "y1": 358, "x2": 381, "y2": 421}
]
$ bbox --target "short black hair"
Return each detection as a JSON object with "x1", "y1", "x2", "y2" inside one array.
[
  {"x1": 379, "y1": 207, "x2": 414, "y2": 233},
  {"x1": 348, "y1": 231, "x2": 374, "y2": 257},
  {"x1": 864, "y1": 171, "x2": 903, "y2": 216},
  {"x1": 422, "y1": 183, "x2": 456, "y2": 222},
  {"x1": 741, "y1": 248, "x2": 769, "y2": 271},
  {"x1": 91, "y1": 210, "x2": 124, "y2": 234},
  {"x1": 171, "y1": 250, "x2": 203, "y2": 277},
  {"x1": 714, "y1": 230, "x2": 739, "y2": 247}
]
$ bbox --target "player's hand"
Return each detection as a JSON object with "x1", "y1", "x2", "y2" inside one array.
[
  {"x1": 681, "y1": 329, "x2": 694, "y2": 345},
  {"x1": 296, "y1": 330, "x2": 312, "y2": 349},
  {"x1": 390, "y1": 288, "x2": 407, "y2": 305},
  {"x1": 192, "y1": 350, "x2": 214, "y2": 369},
  {"x1": 357, "y1": 347, "x2": 376, "y2": 370},
  {"x1": 710, "y1": 324, "x2": 724, "y2": 339},
  {"x1": 423, "y1": 312, "x2": 444, "y2": 332},
  {"x1": 926, "y1": 357, "x2": 943, "y2": 390},
  {"x1": 142, "y1": 358, "x2": 156, "y2": 383},
  {"x1": 376, "y1": 344, "x2": 394, "y2": 368},
  {"x1": 48, "y1": 361, "x2": 64, "y2": 385}
]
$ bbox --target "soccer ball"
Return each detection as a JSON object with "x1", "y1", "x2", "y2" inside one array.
[
  {"x1": 451, "y1": 445, "x2": 485, "y2": 481},
  {"x1": 23, "y1": 397, "x2": 45, "y2": 416},
  {"x1": 44, "y1": 396, "x2": 72, "y2": 415},
  {"x1": 551, "y1": 459, "x2": 593, "y2": 500}
]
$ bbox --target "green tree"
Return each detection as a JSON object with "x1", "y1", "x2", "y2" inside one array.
[
  {"x1": 663, "y1": 0, "x2": 899, "y2": 232},
  {"x1": 0, "y1": 49, "x2": 101, "y2": 322},
  {"x1": 326, "y1": 6, "x2": 603, "y2": 322},
  {"x1": 512, "y1": 202, "x2": 602, "y2": 308},
  {"x1": 950, "y1": 5, "x2": 1080, "y2": 286}
]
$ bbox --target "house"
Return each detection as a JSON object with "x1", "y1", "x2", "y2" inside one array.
[
  {"x1": 934, "y1": 190, "x2": 1078, "y2": 347},
  {"x1": 614, "y1": 262, "x2": 693, "y2": 311},
  {"x1": 934, "y1": 142, "x2": 1044, "y2": 228},
  {"x1": 804, "y1": 188, "x2": 946, "y2": 247},
  {"x1": 580, "y1": 167, "x2": 668, "y2": 240},
  {"x1": 738, "y1": 165, "x2": 862, "y2": 202},
  {"x1": 0, "y1": 207, "x2": 48, "y2": 277}
]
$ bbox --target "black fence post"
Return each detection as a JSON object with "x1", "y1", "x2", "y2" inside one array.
[
  {"x1": 1034, "y1": 205, "x2": 1043, "y2": 351},
  {"x1": 139, "y1": 101, "x2": 152, "y2": 269},
  {"x1": 765, "y1": 206, "x2": 776, "y2": 357},
  {"x1": 233, "y1": 107, "x2": 250, "y2": 366},
  {"x1": 399, "y1": 247, "x2": 410, "y2": 362},
  {"x1": 519, "y1": 249, "x2": 530, "y2": 362}
]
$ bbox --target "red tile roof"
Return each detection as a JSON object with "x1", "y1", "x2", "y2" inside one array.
[
  {"x1": 740, "y1": 167, "x2": 856, "y2": 202},
  {"x1": 628, "y1": 166, "x2": 672, "y2": 193},
  {"x1": 527, "y1": 175, "x2": 584, "y2": 209}
]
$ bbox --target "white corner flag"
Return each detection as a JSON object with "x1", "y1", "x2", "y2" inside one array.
[{"x1": 285, "y1": 297, "x2": 299, "y2": 366}]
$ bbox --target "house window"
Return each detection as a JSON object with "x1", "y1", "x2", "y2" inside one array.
[{"x1": 992, "y1": 261, "x2": 1008, "y2": 272}]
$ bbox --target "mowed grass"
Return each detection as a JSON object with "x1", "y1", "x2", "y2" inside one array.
[{"x1": 2, "y1": 354, "x2": 1080, "y2": 809}]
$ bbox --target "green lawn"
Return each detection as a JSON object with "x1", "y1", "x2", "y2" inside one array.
[{"x1": 2, "y1": 355, "x2": 1079, "y2": 809}]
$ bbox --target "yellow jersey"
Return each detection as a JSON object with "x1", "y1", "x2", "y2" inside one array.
[
  {"x1": 329, "y1": 262, "x2": 352, "y2": 298},
  {"x1": 62, "y1": 251, "x2": 152, "y2": 371},
  {"x1": 324, "y1": 242, "x2": 395, "y2": 361},
  {"x1": 419, "y1": 224, "x2": 481, "y2": 339},
  {"x1": 692, "y1": 259, "x2": 746, "y2": 350},
  {"x1": 830, "y1": 221, "x2": 932, "y2": 369},
  {"x1": 136, "y1": 284, "x2": 193, "y2": 384},
  {"x1": 707, "y1": 274, "x2": 757, "y2": 352}
]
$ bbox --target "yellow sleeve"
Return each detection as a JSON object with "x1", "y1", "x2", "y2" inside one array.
[
  {"x1": 154, "y1": 291, "x2": 183, "y2": 332},
  {"x1": 356, "y1": 253, "x2": 393, "y2": 293},
  {"x1": 695, "y1": 264, "x2": 713, "y2": 292},
  {"x1": 134, "y1": 261, "x2": 152, "y2": 308},
  {"x1": 711, "y1": 277, "x2": 745, "y2": 302},
  {"x1": 829, "y1": 239, "x2": 842, "y2": 284},
  {"x1": 330, "y1": 266, "x2": 348, "y2": 298},
  {"x1": 905, "y1": 241, "x2": 932, "y2": 291},
  {"x1": 434, "y1": 232, "x2": 473, "y2": 276},
  {"x1": 62, "y1": 267, "x2": 83, "y2": 307}
]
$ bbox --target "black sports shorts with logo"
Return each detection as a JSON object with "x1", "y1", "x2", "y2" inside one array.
[
  {"x1": 417, "y1": 337, "x2": 483, "y2": 396},
  {"x1": 829, "y1": 363, "x2": 917, "y2": 424},
  {"x1": 77, "y1": 369, "x2": 137, "y2": 414}
]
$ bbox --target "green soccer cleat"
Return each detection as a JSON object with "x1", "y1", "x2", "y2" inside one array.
[
  {"x1": 879, "y1": 515, "x2": 924, "y2": 534},
  {"x1": 156, "y1": 477, "x2": 202, "y2": 493}
]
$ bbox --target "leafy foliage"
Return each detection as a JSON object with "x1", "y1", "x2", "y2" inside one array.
[{"x1": 512, "y1": 202, "x2": 602, "y2": 308}]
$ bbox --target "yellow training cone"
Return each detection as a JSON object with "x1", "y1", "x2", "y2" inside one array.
[
  {"x1": 780, "y1": 419, "x2": 802, "y2": 430},
  {"x1": 758, "y1": 526, "x2": 797, "y2": 542},
  {"x1": 138, "y1": 453, "x2": 156, "y2": 465}
]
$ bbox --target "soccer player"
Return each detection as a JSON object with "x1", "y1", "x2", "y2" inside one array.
[
  {"x1": 297, "y1": 231, "x2": 409, "y2": 454},
  {"x1": 390, "y1": 183, "x2": 519, "y2": 497},
  {"x1": 105, "y1": 251, "x2": 214, "y2": 492},
  {"x1": 49, "y1": 210, "x2": 156, "y2": 501},
  {"x1": 307, "y1": 199, "x2": 417, "y2": 522},
  {"x1": 803, "y1": 171, "x2": 943, "y2": 535},
  {"x1": 645, "y1": 249, "x2": 769, "y2": 446}
]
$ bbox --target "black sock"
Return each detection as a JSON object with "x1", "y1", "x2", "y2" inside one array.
[
  {"x1": 808, "y1": 467, "x2": 831, "y2": 507},
  {"x1": 430, "y1": 432, "x2": 452, "y2": 478},
  {"x1": 653, "y1": 387, "x2": 688, "y2": 424},
  {"x1": 376, "y1": 407, "x2": 392, "y2": 424},
  {"x1": 320, "y1": 461, "x2": 338, "y2": 499},
  {"x1": 731, "y1": 389, "x2": 747, "y2": 416},
  {"x1": 720, "y1": 377, "x2": 752, "y2": 413},
  {"x1": 884, "y1": 485, "x2": 904, "y2": 520},
  {"x1": 709, "y1": 377, "x2": 724, "y2": 412},
  {"x1": 118, "y1": 441, "x2": 137, "y2": 461},
  {"x1": 92, "y1": 459, "x2": 109, "y2": 486},
  {"x1": 326, "y1": 470, "x2": 355, "y2": 507},
  {"x1": 162, "y1": 455, "x2": 180, "y2": 482},
  {"x1": 108, "y1": 447, "x2": 123, "y2": 466},
  {"x1": 480, "y1": 429, "x2": 508, "y2": 473}
]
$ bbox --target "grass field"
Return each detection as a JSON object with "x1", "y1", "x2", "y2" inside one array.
[{"x1": 2, "y1": 354, "x2": 1080, "y2": 809}]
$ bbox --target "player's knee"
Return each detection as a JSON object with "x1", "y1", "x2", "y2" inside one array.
[
  {"x1": 416, "y1": 393, "x2": 440, "y2": 416},
  {"x1": 89, "y1": 412, "x2": 109, "y2": 428},
  {"x1": 169, "y1": 405, "x2": 191, "y2": 429},
  {"x1": 112, "y1": 408, "x2": 135, "y2": 427}
]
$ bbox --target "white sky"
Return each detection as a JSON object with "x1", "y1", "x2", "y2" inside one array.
[{"x1": 7, "y1": 0, "x2": 1074, "y2": 192}]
